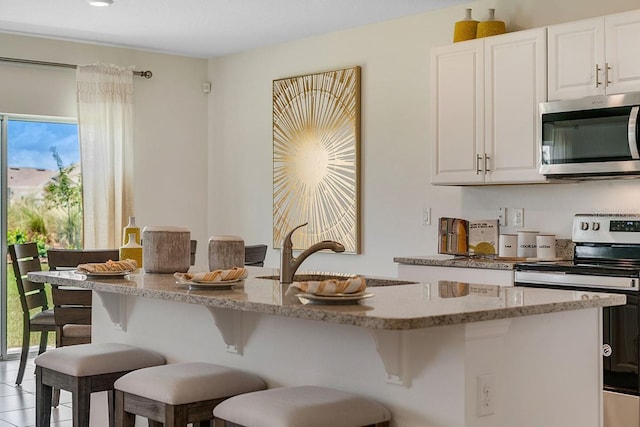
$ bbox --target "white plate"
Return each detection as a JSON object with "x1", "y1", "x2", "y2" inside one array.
[
  {"x1": 296, "y1": 292, "x2": 374, "y2": 305},
  {"x1": 74, "y1": 270, "x2": 131, "y2": 278},
  {"x1": 184, "y1": 279, "x2": 244, "y2": 289},
  {"x1": 192, "y1": 277, "x2": 245, "y2": 284}
]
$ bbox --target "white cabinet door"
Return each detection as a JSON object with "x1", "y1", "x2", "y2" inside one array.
[
  {"x1": 430, "y1": 30, "x2": 547, "y2": 185},
  {"x1": 430, "y1": 40, "x2": 484, "y2": 185},
  {"x1": 484, "y1": 28, "x2": 547, "y2": 183},
  {"x1": 605, "y1": 9, "x2": 640, "y2": 95},
  {"x1": 547, "y1": 17, "x2": 604, "y2": 101},
  {"x1": 548, "y1": 9, "x2": 640, "y2": 100}
]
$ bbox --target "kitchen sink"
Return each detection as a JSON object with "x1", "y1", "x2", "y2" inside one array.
[
  {"x1": 255, "y1": 274, "x2": 418, "y2": 287},
  {"x1": 256, "y1": 274, "x2": 352, "y2": 282}
]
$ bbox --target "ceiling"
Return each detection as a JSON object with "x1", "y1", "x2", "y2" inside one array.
[{"x1": 0, "y1": 0, "x2": 464, "y2": 58}]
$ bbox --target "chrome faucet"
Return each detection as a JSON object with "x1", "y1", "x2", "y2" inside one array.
[{"x1": 280, "y1": 222, "x2": 345, "y2": 284}]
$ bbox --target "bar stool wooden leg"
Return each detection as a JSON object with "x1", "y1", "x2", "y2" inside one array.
[
  {"x1": 35, "y1": 366, "x2": 52, "y2": 427},
  {"x1": 72, "y1": 377, "x2": 91, "y2": 427},
  {"x1": 107, "y1": 389, "x2": 116, "y2": 427}
]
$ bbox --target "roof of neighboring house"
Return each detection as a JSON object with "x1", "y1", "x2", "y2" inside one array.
[
  {"x1": 7, "y1": 164, "x2": 81, "y2": 199},
  {"x1": 8, "y1": 167, "x2": 57, "y2": 189}
]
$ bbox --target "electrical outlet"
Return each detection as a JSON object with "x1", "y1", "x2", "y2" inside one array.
[
  {"x1": 512, "y1": 208, "x2": 524, "y2": 228},
  {"x1": 422, "y1": 208, "x2": 431, "y2": 226},
  {"x1": 477, "y1": 374, "x2": 495, "y2": 417},
  {"x1": 498, "y1": 207, "x2": 506, "y2": 226}
]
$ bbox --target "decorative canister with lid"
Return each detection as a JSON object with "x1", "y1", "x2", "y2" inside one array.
[
  {"x1": 208, "y1": 235, "x2": 244, "y2": 271},
  {"x1": 143, "y1": 226, "x2": 191, "y2": 273}
]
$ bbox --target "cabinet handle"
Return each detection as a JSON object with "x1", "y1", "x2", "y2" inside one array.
[
  {"x1": 605, "y1": 63, "x2": 611, "y2": 87},
  {"x1": 595, "y1": 64, "x2": 602, "y2": 87},
  {"x1": 476, "y1": 154, "x2": 482, "y2": 174},
  {"x1": 484, "y1": 154, "x2": 490, "y2": 173}
]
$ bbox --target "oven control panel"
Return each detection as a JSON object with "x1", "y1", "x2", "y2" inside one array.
[{"x1": 573, "y1": 214, "x2": 640, "y2": 244}]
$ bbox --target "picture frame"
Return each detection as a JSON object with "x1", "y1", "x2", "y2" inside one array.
[{"x1": 272, "y1": 66, "x2": 361, "y2": 253}]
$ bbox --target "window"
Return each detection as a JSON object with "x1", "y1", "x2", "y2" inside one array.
[
  {"x1": 7, "y1": 118, "x2": 82, "y2": 251},
  {"x1": 2, "y1": 115, "x2": 82, "y2": 354}
]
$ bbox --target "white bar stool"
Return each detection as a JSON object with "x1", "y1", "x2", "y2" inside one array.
[
  {"x1": 114, "y1": 362, "x2": 267, "y2": 426},
  {"x1": 35, "y1": 342, "x2": 165, "y2": 427},
  {"x1": 213, "y1": 385, "x2": 391, "y2": 427}
]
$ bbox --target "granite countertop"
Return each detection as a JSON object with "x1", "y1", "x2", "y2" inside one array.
[
  {"x1": 28, "y1": 266, "x2": 623, "y2": 330},
  {"x1": 393, "y1": 255, "x2": 522, "y2": 270},
  {"x1": 395, "y1": 239, "x2": 575, "y2": 270}
]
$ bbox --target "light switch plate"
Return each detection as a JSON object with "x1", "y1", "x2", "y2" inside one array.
[
  {"x1": 512, "y1": 208, "x2": 524, "y2": 228},
  {"x1": 498, "y1": 207, "x2": 506, "y2": 226},
  {"x1": 422, "y1": 208, "x2": 431, "y2": 226}
]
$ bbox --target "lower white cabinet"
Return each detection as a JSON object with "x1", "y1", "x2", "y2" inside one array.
[{"x1": 397, "y1": 263, "x2": 514, "y2": 287}]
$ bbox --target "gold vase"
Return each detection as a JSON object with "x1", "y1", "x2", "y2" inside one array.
[
  {"x1": 120, "y1": 233, "x2": 143, "y2": 268},
  {"x1": 122, "y1": 216, "x2": 140, "y2": 245},
  {"x1": 453, "y1": 8, "x2": 478, "y2": 43},
  {"x1": 476, "y1": 9, "x2": 506, "y2": 38}
]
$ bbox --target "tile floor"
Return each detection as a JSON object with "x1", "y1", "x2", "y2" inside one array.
[{"x1": 0, "y1": 355, "x2": 73, "y2": 426}]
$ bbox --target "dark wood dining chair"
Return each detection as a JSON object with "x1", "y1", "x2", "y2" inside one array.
[
  {"x1": 46, "y1": 248, "x2": 120, "y2": 407},
  {"x1": 244, "y1": 244, "x2": 268, "y2": 267},
  {"x1": 46, "y1": 248, "x2": 119, "y2": 347},
  {"x1": 8, "y1": 243, "x2": 56, "y2": 386},
  {"x1": 47, "y1": 248, "x2": 120, "y2": 271}
]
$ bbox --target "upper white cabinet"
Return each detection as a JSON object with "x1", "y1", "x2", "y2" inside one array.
[
  {"x1": 431, "y1": 28, "x2": 547, "y2": 185},
  {"x1": 548, "y1": 9, "x2": 640, "y2": 100}
]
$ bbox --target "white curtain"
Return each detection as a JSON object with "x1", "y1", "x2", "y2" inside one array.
[{"x1": 76, "y1": 64, "x2": 135, "y2": 249}]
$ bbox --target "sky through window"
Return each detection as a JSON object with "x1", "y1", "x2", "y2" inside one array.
[{"x1": 8, "y1": 120, "x2": 79, "y2": 170}]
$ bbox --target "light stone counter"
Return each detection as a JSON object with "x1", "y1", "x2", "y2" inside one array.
[
  {"x1": 394, "y1": 239, "x2": 575, "y2": 270},
  {"x1": 27, "y1": 266, "x2": 624, "y2": 427},
  {"x1": 28, "y1": 266, "x2": 623, "y2": 330},
  {"x1": 393, "y1": 255, "x2": 520, "y2": 270}
]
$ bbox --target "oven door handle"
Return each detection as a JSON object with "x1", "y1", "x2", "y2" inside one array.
[
  {"x1": 515, "y1": 271, "x2": 639, "y2": 291},
  {"x1": 628, "y1": 106, "x2": 640, "y2": 159}
]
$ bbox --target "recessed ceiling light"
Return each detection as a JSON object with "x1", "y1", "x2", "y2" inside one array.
[{"x1": 88, "y1": 0, "x2": 114, "y2": 6}]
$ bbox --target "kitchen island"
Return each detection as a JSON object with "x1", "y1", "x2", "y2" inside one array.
[{"x1": 29, "y1": 267, "x2": 624, "y2": 427}]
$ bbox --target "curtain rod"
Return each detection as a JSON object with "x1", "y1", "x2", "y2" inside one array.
[{"x1": 0, "y1": 56, "x2": 153, "y2": 79}]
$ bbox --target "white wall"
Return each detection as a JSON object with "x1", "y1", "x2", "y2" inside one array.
[
  {"x1": 3, "y1": 0, "x2": 639, "y2": 277},
  {"x1": 208, "y1": 0, "x2": 640, "y2": 277},
  {"x1": 0, "y1": 33, "x2": 211, "y2": 269}
]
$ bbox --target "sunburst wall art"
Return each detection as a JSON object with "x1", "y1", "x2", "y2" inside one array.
[{"x1": 273, "y1": 66, "x2": 361, "y2": 253}]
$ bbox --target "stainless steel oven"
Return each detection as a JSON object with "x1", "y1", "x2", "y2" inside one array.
[{"x1": 515, "y1": 214, "x2": 640, "y2": 427}]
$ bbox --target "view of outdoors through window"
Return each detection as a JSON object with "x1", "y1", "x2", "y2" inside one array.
[{"x1": 6, "y1": 118, "x2": 82, "y2": 350}]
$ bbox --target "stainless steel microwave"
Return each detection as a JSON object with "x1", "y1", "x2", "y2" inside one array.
[{"x1": 540, "y1": 92, "x2": 640, "y2": 179}]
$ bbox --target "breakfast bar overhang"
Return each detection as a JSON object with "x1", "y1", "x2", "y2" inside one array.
[{"x1": 29, "y1": 267, "x2": 625, "y2": 427}]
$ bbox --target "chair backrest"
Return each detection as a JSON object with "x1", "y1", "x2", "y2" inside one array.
[
  {"x1": 244, "y1": 244, "x2": 268, "y2": 267},
  {"x1": 8, "y1": 243, "x2": 49, "y2": 317},
  {"x1": 47, "y1": 248, "x2": 119, "y2": 270},
  {"x1": 46, "y1": 249, "x2": 109, "y2": 346},
  {"x1": 51, "y1": 286, "x2": 92, "y2": 327}
]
